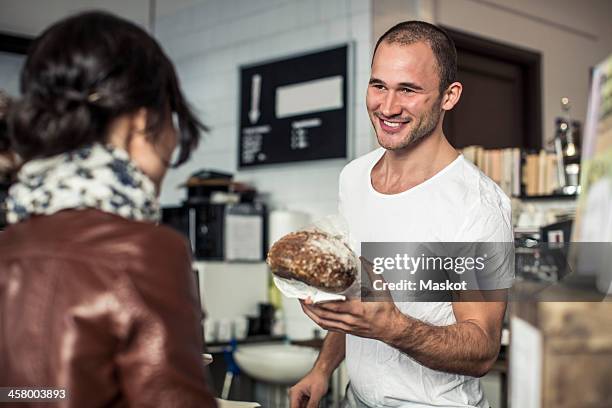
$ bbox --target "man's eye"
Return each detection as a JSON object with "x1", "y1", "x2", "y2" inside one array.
[
  {"x1": 372, "y1": 84, "x2": 385, "y2": 90},
  {"x1": 400, "y1": 88, "x2": 414, "y2": 93}
]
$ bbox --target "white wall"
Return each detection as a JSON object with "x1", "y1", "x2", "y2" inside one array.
[
  {"x1": 0, "y1": 1, "x2": 152, "y2": 98},
  {"x1": 155, "y1": 0, "x2": 375, "y2": 218},
  {"x1": 373, "y1": 0, "x2": 612, "y2": 148},
  {"x1": 0, "y1": 0, "x2": 151, "y2": 36},
  {"x1": 0, "y1": 52, "x2": 24, "y2": 96}
]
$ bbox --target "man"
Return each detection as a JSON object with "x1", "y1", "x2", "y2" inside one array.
[{"x1": 290, "y1": 21, "x2": 513, "y2": 408}]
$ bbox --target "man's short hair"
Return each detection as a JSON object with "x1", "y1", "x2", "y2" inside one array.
[{"x1": 374, "y1": 21, "x2": 457, "y2": 94}]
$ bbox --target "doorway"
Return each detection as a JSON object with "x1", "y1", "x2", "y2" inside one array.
[{"x1": 442, "y1": 27, "x2": 542, "y2": 150}]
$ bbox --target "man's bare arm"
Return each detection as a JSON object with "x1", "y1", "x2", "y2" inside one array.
[
  {"x1": 311, "y1": 331, "x2": 345, "y2": 377},
  {"x1": 385, "y1": 297, "x2": 506, "y2": 377},
  {"x1": 302, "y1": 290, "x2": 507, "y2": 377}
]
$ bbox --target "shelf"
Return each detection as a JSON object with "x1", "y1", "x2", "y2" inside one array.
[
  {"x1": 514, "y1": 227, "x2": 540, "y2": 235},
  {"x1": 205, "y1": 335, "x2": 286, "y2": 353},
  {"x1": 514, "y1": 193, "x2": 577, "y2": 200}
]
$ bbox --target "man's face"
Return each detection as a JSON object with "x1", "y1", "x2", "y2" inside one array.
[{"x1": 366, "y1": 41, "x2": 443, "y2": 151}]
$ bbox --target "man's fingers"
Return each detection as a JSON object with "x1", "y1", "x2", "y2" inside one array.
[
  {"x1": 359, "y1": 256, "x2": 377, "y2": 283},
  {"x1": 306, "y1": 395, "x2": 321, "y2": 408},
  {"x1": 288, "y1": 387, "x2": 299, "y2": 408},
  {"x1": 302, "y1": 303, "x2": 344, "y2": 328},
  {"x1": 317, "y1": 318, "x2": 352, "y2": 333},
  {"x1": 303, "y1": 304, "x2": 351, "y2": 330},
  {"x1": 310, "y1": 305, "x2": 357, "y2": 325},
  {"x1": 360, "y1": 256, "x2": 393, "y2": 301},
  {"x1": 317, "y1": 299, "x2": 358, "y2": 314},
  {"x1": 301, "y1": 302, "x2": 324, "y2": 326},
  {"x1": 289, "y1": 386, "x2": 306, "y2": 408},
  {"x1": 302, "y1": 302, "x2": 354, "y2": 324},
  {"x1": 306, "y1": 387, "x2": 326, "y2": 408},
  {"x1": 301, "y1": 303, "x2": 354, "y2": 332},
  {"x1": 306, "y1": 301, "x2": 342, "y2": 315}
]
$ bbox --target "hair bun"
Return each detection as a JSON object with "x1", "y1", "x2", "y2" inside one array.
[
  {"x1": 10, "y1": 91, "x2": 97, "y2": 161},
  {"x1": 29, "y1": 83, "x2": 99, "y2": 113}
]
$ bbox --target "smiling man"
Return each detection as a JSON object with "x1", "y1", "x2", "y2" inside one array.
[{"x1": 290, "y1": 21, "x2": 513, "y2": 408}]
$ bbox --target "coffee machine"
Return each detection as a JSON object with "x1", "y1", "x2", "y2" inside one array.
[{"x1": 161, "y1": 170, "x2": 267, "y2": 261}]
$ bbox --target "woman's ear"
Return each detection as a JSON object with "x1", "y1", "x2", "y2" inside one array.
[
  {"x1": 125, "y1": 108, "x2": 149, "y2": 154},
  {"x1": 129, "y1": 108, "x2": 149, "y2": 137}
]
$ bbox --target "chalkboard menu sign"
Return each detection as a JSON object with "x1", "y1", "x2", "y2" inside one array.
[{"x1": 239, "y1": 45, "x2": 349, "y2": 168}]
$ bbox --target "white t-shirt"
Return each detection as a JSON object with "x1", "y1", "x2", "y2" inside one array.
[{"x1": 338, "y1": 148, "x2": 513, "y2": 408}]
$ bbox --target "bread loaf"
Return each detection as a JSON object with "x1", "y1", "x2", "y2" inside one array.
[{"x1": 266, "y1": 230, "x2": 357, "y2": 292}]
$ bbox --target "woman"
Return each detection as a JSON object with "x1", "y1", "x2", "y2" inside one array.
[{"x1": 0, "y1": 11, "x2": 217, "y2": 407}]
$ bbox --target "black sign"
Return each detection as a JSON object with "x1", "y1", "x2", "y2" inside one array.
[{"x1": 239, "y1": 45, "x2": 349, "y2": 167}]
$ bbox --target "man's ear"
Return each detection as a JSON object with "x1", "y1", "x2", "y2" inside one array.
[{"x1": 441, "y1": 82, "x2": 462, "y2": 111}]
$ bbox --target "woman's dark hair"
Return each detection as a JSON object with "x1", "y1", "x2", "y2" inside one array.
[{"x1": 8, "y1": 11, "x2": 205, "y2": 166}]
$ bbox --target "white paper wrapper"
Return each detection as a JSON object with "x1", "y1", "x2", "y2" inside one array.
[
  {"x1": 273, "y1": 276, "x2": 346, "y2": 303},
  {"x1": 270, "y1": 214, "x2": 360, "y2": 303}
]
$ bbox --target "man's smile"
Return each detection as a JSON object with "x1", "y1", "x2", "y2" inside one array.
[{"x1": 376, "y1": 114, "x2": 411, "y2": 133}]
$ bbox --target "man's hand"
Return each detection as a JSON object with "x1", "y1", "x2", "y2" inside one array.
[
  {"x1": 289, "y1": 368, "x2": 329, "y2": 408},
  {"x1": 299, "y1": 256, "x2": 400, "y2": 341},
  {"x1": 300, "y1": 298, "x2": 400, "y2": 341}
]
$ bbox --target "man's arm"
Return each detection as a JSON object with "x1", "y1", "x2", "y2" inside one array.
[
  {"x1": 289, "y1": 331, "x2": 345, "y2": 408},
  {"x1": 385, "y1": 297, "x2": 506, "y2": 377},
  {"x1": 312, "y1": 331, "x2": 345, "y2": 376},
  {"x1": 301, "y1": 290, "x2": 506, "y2": 378}
]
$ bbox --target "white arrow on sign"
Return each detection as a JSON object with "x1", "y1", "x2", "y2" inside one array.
[{"x1": 249, "y1": 74, "x2": 262, "y2": 124}]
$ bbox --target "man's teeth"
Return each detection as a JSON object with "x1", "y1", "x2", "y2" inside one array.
[{"x1": 383, "y1": 120, "x2": 401, "y2": 128}]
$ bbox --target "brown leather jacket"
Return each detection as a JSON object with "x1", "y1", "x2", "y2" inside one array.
[{"x1": 0, "y1": 209, "x2": 217, "y2": 407}]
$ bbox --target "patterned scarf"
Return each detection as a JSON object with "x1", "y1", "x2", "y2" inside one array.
[{"x1": 6, "y1": 143, "x2": 160, "y2": 224}]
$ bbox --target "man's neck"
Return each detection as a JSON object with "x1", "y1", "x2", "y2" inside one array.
[{"x1": 371, "y1": 129, "x2": 459, "y2": 195}]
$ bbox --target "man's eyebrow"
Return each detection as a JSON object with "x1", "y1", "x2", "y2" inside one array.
[
  {"x1": 368, "y1": 77, "x2": 424, "y2": 91},
  {"x1": 398, "y1": 82, "x2": 424, "y2": 91}
]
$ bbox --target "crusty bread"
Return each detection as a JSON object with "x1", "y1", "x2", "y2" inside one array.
[{"x1": 267, "y1": 230, "x2": 357, "y2": 292}]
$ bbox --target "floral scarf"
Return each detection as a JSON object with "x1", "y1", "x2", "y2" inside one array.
[{"x1": 6, "y1": 143, "x2": 160, "y2": 224}]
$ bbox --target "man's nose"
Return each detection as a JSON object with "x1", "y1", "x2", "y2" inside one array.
[{"x1": 381, "y1": 91, "x2": 401, "y2": 117}]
